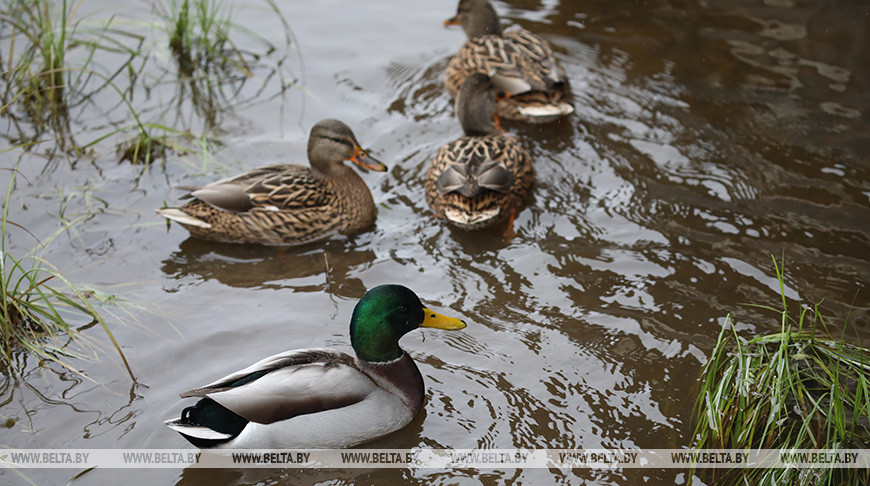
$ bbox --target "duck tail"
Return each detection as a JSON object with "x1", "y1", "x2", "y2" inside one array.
[
  {"x1": 155, "y1": 208, "x2": 213, "y2": 228},
  {"x1": 517, "y1": 102, "x2": 574, "y2": 122}
]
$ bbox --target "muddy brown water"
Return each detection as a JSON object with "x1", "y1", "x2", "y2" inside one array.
[{"x1": 1, "y1": 0, "x2": 868, "y2": 484}]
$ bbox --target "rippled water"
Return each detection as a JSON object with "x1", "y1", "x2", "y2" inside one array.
[{"x1": 1, "y1": 0, "x2": 868, "y2": 484}]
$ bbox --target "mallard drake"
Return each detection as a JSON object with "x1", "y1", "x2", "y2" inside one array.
[
  {"x1": 165, "y1": 284, "x2": 467, "y2": 449},
  {"x1": 425, "y1": 72, "x2": 534, "y2": 230},
  {"x1": 444, "y1": 0, "x2": 573, "y2": 123},
  {"x1": 156, "y1": 119, "x2": 387, "y2": 246}
]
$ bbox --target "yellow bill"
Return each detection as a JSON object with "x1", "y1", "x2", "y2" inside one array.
[{"x1": 421, "y1": 307, "x2": 467, "y2": 330}]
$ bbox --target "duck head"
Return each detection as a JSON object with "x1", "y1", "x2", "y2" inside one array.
[
  {"x1": 350, "y1": 285, "x2": 466, "y2": 362},
  {"x1": 308, "y1": 119, "x2": 387, "y2": 176},
  {"x1": 445, "y1": 0, "x2": 502, "y2": 39},
  {"x1": 456, "y1": 72, "x2": 501, "y2": 137}
]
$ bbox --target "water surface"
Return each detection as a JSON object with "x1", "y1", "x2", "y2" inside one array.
[{"x1": 0, "y1": 0, "x2": 867, "y2": 484}]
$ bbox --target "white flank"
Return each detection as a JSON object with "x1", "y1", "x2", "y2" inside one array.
[
  {"x1": 155, "y1": 208, "x2": 212, "y2": 228},
  {"x1": 164, "y1": 420, "x2": 233, "y2": 440}
]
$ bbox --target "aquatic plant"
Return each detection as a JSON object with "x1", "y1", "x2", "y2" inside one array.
[
  {"x1": 116, "y1": 128, "x2": 168, "y2": 165},
  {"x1": 167, "y1": 0, "x2": 244, "y2": 78},
  {"x1": 0, "y1": 0, "x2": 298, "y2": 164},
  {"x1": 0, "y1": 0, "x2": 146, "y2": 155},
  {"x1": 1, "y1": 0, "x2": 76, "y2": 151},
  {"x1": 102, "y1": 0, "x2": 299, "y2": 165},
  {"x1": 691, "y1": 257, "x2": 870, "y2": 485},
  {"x1": 150, "y1": 0, "x2": 299, "y2": 132},
  {"x1": 0, "y1": 157, "x2": 134, "y2": 381}
]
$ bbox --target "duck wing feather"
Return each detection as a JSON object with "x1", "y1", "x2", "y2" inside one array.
[
  {"x1": 188, "y1": 164, "x2": 337, "y2": 213},
  {"x1": 456, "y1": 30, "x2": 566, "y2": 96},
  {"x1": 179, "y1": 349, "x2": 378, "y2": 425},
  {"x1": 434, "y1": 137, "x2": 517, "y2": 198}
]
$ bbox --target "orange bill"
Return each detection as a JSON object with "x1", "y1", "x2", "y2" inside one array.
[
  {"x1": 492, "y1": 113, "x2": 503, "y2": 131},
  {"x1": 350, "y1": 145, "x2": 387, "y2": 172}
]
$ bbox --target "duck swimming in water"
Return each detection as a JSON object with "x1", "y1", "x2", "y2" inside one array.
[
  {"x1": 165, "y1": 285, "x2": 467, "y2": 448},
  {"x1": 444, "y1": 0, "x2": 573, "y2": 123},
  {"x1": 156, "y1": 119, "x2": 387, "y2": 246}
]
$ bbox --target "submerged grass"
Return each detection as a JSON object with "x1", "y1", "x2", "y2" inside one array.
[
  {"x1": 691, "y1": 257, "x2": 870, "y2": 485},
  {"x1": 151, "y1": 0, "x2": 300, "y2": 133},
  {"x1": 166, "y1": 0, "x2": 248, "y2": 78},
  {"x1": 1, "y1": 0, "x2": 298, "y2": 164},
  {"x1": 0, "y1": 0, "x2": 146, "y2": 155},
  {"x1": 0, "y1": 158, "x2": 134, "y2": 381},
  {"x1": 1, "y1": 0, "x2": 76, "y2": 151}
]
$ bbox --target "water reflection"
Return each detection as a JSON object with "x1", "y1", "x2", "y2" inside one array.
[
  {"x1": 160, "y1": 237, "x2": 377, "y2": 293},
  {"x1": 2, "y1": 0, "x2": 869, "y2": 484},
  {"x1": 0, "y1": 359, "x2": 144, "y2": 448},
  {"x1": 175, "y1": 466, "x2": 425, "y2": 486},
  {"x1": 384, "y1": 56, "x2": 454, "y2": 122}
]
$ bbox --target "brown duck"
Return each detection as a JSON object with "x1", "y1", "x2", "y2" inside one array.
[
  {"x1": 444, "y1": 0, "x2": 573, "y2": 123},
  {"x1": 156, "y1": 119, "x2": 387, "y2": 245},
  {"x1": 425, "y1": 73, "x2": 534, "y2": 230}
]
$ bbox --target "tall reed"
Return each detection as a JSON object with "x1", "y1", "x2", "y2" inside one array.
[{"x1": 691, "y1": 257, "x2": 869, "y2": 485}]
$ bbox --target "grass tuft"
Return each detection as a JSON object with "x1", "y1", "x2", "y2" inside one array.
[
  {"x1": 1, "y1": 0, "x2": 299, "y2": 165},
  {"x1": 166, "y1": 0, "x2": 244, "y2": 78},
  {"x1": 117, "y1": 128, "x2": 168, "y2": 165},
  {"x1": 0, "y1": 0, "x2": 76, "y2": 151},
  {"x1": 0, "y1": 0, "x2": 147, "y2": 157},
  {"x1": 691, "y1": 256, "x2": 869, "y2": 485},
  {"x1": 0, "y1": 158, "x2": 134, "y2": 381},
  {"x1": 149, "y1": 0, "x2": 300, "y2": 135}
]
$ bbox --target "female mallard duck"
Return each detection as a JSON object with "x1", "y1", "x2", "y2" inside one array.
[
  {"x1": 165, "y1": 285, "x2": 467, "y2": 448},
  {"x1": 425, "y1": 72, "x2": 533, "y2": 230},
  {"x1": 156, "y1": 119, "x2": 387, "y2": 246},
  {"x1": 444, "y1": 0, "x2": 573, "y2": 123}
]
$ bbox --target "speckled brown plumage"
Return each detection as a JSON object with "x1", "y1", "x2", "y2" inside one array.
[
  {"x1": 426, "y1": 73, "x2": 534, "y2": 230},
  {"x1": 444, "y1": 0, "x2": 573, "y2": 123},
  {"x1": 157, "y1": 119, "x2": 386, "y2": 246},
  {"x1": 425, "y1": 135, "x2": 533, "y2": 230}
]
